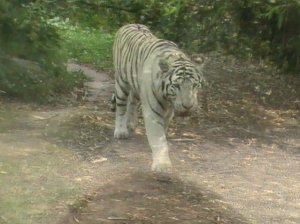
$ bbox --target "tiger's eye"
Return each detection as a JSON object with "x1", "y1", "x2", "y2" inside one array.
[{"x1": 173, "y1": 83, "x2": 180, "y2": 89}]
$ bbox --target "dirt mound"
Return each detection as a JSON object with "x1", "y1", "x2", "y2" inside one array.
[{"x1": 60, "y1": 172, "x2": 249, "y2": 224}]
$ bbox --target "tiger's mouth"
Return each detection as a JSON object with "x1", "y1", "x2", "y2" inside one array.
[
  {"x1": 173, "y1": 104, "x2": 196, "y2": 117},
  {"x1": 175, "y1": 110, "x2": 192, "y2": 117}
]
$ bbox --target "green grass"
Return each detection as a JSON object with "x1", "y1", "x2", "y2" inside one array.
[{"x1": 59, "y1": 24, "x2": 114, "y2": 71}]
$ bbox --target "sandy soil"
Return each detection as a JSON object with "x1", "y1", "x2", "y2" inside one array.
[{"x1": 0, "y1": 55, "x2": 299, "y2": 224}]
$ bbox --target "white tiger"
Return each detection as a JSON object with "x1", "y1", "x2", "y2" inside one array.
[{"x1": 112, "y1": 24, "x2": 205, "y2": 172}]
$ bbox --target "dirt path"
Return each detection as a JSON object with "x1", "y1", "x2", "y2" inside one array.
[{"x1": 0, "y1": 58, "x2": 299, "y2": 224}]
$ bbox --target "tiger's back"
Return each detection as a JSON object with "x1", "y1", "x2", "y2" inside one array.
[
  {"x1": 113, "y1": 24, "x2": 153, "y2": 96},
  {"x1": 113, "y1": 24, "x2": 177, "y2": 97}
]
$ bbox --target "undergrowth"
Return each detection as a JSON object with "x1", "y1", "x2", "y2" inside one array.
[{"x1": 52, "y1": 18, "x2": 114, "y2": 71}]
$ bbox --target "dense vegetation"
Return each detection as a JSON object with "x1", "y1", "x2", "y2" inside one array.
[
  {"x1": 68, "y1": 0, "x2": 299, "y2": 73},
  {"x1": 0, "y1": 0, "x2": 299, "y2": 100},
  {"x1": 0, "y1": 1, "x2": 86, "y2": 101}
]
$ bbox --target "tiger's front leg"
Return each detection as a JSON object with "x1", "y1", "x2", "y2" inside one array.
[{"x1": 142, "y1": 107, "x2": 172, "y2": 173}]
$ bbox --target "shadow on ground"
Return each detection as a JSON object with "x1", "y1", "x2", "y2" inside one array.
[{"x1": 59, "y1": 172, "x2": 249, "y2": 224}]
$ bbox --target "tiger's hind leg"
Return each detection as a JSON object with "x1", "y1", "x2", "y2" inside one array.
[
  {"x1": 126, "y1": 92, "x2": 138, "y2": 132},
  {"x1": 114, "y1": 78, "x2": 130, "y2": 139},
  {"x1": 110, "y1": 94, "x2": 116, "y2": 112}
]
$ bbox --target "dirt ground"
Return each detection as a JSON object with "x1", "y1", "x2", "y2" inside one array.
[{"x1": 0, "y1": 54, "x2": 299, "y2": 224}]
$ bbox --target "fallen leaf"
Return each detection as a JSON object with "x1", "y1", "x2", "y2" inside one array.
[
  {"x1": 91, "y1": 157, "x2": 108, "y2": 163},
  {"x1": 107, "y1": 217, "x2": 127, "y2": 220},
  {"x1": 32, "y1": 115, "x2": 46, "y2": 120},
  {"x1": 73, "y1": 216, "x2": 80, "y2": 223}
]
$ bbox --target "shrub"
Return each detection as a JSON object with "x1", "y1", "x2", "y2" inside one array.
[
  {"x1": 51, "y1": 18, "x2": 114, "y2": 71},
  {"x1": 0, "y1": 1, "x2": 86, "y2": 101},
  {"x1": 66, "y1": 0, "x2": 299, "y2": 74}
]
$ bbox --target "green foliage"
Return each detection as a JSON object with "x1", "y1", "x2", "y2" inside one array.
[
  {"x1": 51, "y1": 18, "x2": 114, "y2": 71},
  {"x1": 0, "y1": 55, "x2": 86, "y2": 101},
  {"x1": 0, "y1": 1, "x2": 61, "y2": 64},
  {"x1": 1, "y1": 0, "x2": 298, "y2": 102},
  {"x1": 66, "y1": 0, "x2": 299, "y2": 74},
  {"x1": 63, "y1": 28, "x2": 113, "y2": 71},
  {"x1": 232, "y1": 0, "x2": 300, "y2": 73},
  {"x1": 0, "y1": 0, "x2": 86, "y2": 101}
]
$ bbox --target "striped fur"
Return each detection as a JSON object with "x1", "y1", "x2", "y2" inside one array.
[{"x1": 113, "y1": 24, "x2": 205, "y2": 172}]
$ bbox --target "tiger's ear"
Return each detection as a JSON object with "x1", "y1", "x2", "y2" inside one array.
[
  {"x1": 191, "y1": 54, "x2": 205, "y2": 69},
  {"x1": 159, "y1": 59, "x2": 170, "y2": 73}
]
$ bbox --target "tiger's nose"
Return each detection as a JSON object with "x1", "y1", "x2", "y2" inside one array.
[{"x1": 182, "y1": 104, "x2": 193, "y2": 110}]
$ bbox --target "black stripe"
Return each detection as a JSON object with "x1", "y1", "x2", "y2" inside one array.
[
  {"x1": 168, "y1": 73, "x2": 173, "y2": 83},
  {"x1": 147, "y1": 40, "x2": 170, "y2": 56},
  {"x1": 117, "y1": 75, "x2": 129, "y2": 90},
  {"x1": 151, "y1": 84, "x2": 166, "y2": 111},
  {"x1": 116, "y1": 77, "x2": 129, "y2": 95},
  {"x1": 115, "y1": 93, "x2": 127, "y2": 102},
  {"x1": 117, "y1": 103, "x2": 127, "y2": 107},
  {"x1": 145, "y1": 92, "x2": 163, "y2": 118}
]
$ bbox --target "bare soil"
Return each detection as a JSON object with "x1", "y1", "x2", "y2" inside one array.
[{"x1": 0, "y1": 54, "x2": 299, "y2": 224}]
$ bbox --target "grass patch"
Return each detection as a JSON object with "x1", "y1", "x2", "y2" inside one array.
[{"x1": 54, "y1": 19, "x2": 114, "y2": 71}]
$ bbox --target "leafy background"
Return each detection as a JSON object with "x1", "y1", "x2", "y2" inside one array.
[{"x1": 0, "y1": 0, "x2": 299, "y2": 101}]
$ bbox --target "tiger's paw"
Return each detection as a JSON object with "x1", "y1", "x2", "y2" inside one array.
[
  {"x1": 114, "y1": 128, "x2": 129, "y2": 139},
  {"x1": 151, "y1": 160, "x2": 173, "y2": 173},
  {"x1": 127, "y1": 121, "x2": 137, "y2": 132}
]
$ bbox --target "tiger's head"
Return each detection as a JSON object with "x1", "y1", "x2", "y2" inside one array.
[{"x1": 159, "y1": 53, "x2": 205, "y2": 116}]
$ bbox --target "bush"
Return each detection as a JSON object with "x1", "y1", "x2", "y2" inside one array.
[
  {"x1": 67, "y1": 0, "x2": 299, "y2": 74},
  {"x1": 232, "y1": 0, "x2": 300, "y2": 73},
  {"x1": 0, "y1": 1, "x2": 86, "y2": 101},
  {"x1": 50, "y1": 18, "x2": 114, "y2": 71},
  {"x1": 0, "y1": 55, "x2": 86, "y2": 101}
]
